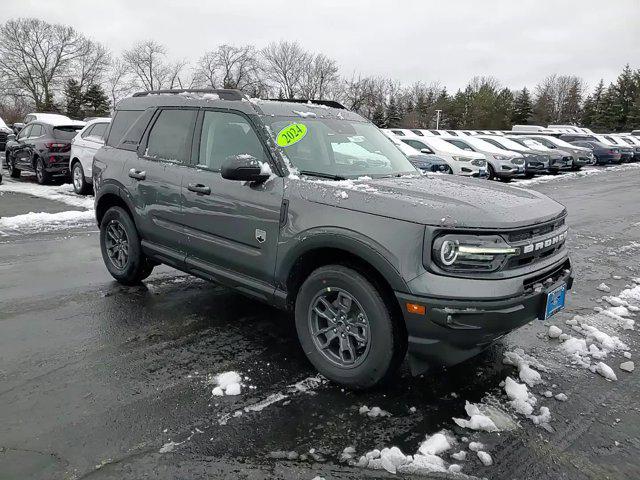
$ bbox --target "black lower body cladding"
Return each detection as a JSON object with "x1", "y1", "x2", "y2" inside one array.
[{"x1": 395, "y1": 258, "x2": 573, "y2": 374}]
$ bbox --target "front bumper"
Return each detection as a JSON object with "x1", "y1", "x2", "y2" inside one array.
[{"x1": 396, "y1": 259, "x2": 573, "y2": 374}]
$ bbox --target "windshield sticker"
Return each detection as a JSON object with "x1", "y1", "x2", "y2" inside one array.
[{"x1": 276, "y1": 123, "x2": 307, "y2": 147}]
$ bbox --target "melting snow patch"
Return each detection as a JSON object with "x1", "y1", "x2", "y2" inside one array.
[
  {"x1": 0, "y1": 210, "x2": 94, "y2": 233},
  {"x1": 503, "y1": 350, "x2": 543, "y2": 386},
  {"x1": 209, "y1": 371, "x2": 242, "y2": 396},
  {"x1": 359, "y1": 405, "x2": 391, "y2": 418},
  {"x1": 468, "y1": 442, "x2": 484, "y2": 452},
  {"x1": 453, "y1": 401, "x2": 499, "y2": 432},
  {"x1": 595, "y1": 362, "x2": 617, "y2": 381},
  {"x1": 451, "y1": 450, "x2": 467, "y2": 461},
  {"x1": 293, "y1": 110, "x2": 317, "y2": 118},
  {"x1": 597, "y1": 283, "x2": 611, "y2": 293},
  {"x1": 619, "y1": 361, "x2": 634, "y2": 372},
  {"x1": 548, "y1": 326, "x2": 562, "y2": 338},
  {"x1": 554, "y1": 393, "x2": 568, "y2": 402}
]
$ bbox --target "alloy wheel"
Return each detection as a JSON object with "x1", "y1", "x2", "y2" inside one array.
[
  {"x1": 73, "y1": 164, "x2": 83, "y2": 191},
  {"x1": 36, "y1": 160, "x2": 44, "y2": 182},
  {"x1": 104, "y1": 220, "x2": 130, "y2": 270},
  {"x1": 308, "y1": 287, "x2": 371, "y2": 368}
]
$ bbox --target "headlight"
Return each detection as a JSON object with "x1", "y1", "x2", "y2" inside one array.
[
  {"x1": 432, "y1": 234, "x2": 520, "y2": 272},
  {"x1": 452, "y1": 156, "x2": 471, "y2": 162},
  {"x1": 494, "y1": 154, "x2": 510, "y2": 161}
]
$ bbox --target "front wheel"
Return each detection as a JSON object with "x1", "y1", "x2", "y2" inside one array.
[
  {"x1": 72, "y1": 161, "x2": 91, "y2": 195},
  {"x1": 295, "y1": 265, "x2": 406, "y2": 389},
  {"x1": 487, "y1": 164, "x2": 496, "y2": 180},
  {"x1": 100, "y1": 206, "x2": 154, "y2": 285},
  {"x1": 8, "y1": 153, "x2": 20, "y2": 178}
]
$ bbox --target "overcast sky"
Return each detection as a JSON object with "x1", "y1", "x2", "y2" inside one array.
[{"x1": 2, "y1": 0, "x2": 639, "y2": 92}]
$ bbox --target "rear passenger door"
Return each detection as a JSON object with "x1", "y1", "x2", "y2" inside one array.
[
  {"x1": 181, "y1": 109, "x2": 284, "y2": 293},
  {"x1": 81, "y1": 122, "x2": 109, "y2": 177},
  {"x1": 127, "y1": 108, "x2": 198, "y2": 264}
]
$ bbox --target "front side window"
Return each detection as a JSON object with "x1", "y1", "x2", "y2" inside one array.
[
  {"x1": 264, "y1": 116, "x2": 416, "y2": 178},
  {"x1": 446, "y1": 139, "x2": 473, "y2": 151},
  {"x1": 146, "y1": 109, "x2": 197, "y2": 163},
  {"x1": 403, "y1": 139, "x2": 432, "y2": 153},
  {"x1": 106, "y1": 110, "x2": 143, "y2": 147},
  {"x1": 198, "y1": 111, "x2": 266, "y2": 171},
  {"x1": 30, "y1": 125, "x2": 43, "y2": 137},
  {"x1": 17, "y1": 125, "x2": 32, "y2": 140}
]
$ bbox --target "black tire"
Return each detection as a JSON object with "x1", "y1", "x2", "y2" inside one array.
[
  {"x1": 487, "y1": 164, "x2": 496, "y2": 180},
  {"x1": 71, "y1": 161, "x2": 91, "y2": 195},
  {"x1": 100, "y1": 206, "x2": 154, "y2": 285},
  {"x1": 295, "y1": 265, "x2": 406, "y2": 389},
  {"x1": 35, "y1": 157, "x2": 50, "y2": 185},
  {"x1": 8, "y1": 153, "x2": 20, "y2": 178}
]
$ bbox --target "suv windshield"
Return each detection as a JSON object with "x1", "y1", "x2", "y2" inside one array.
[{"x1": 264, "y1": 116, "x2": 416, "y2": 178}]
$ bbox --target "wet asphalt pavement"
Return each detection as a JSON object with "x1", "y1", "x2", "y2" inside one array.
[{"x1": 0, "y1": 165, "x2": 639, "y2": 480}]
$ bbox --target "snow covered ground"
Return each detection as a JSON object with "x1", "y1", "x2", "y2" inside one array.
[{"x1": 512, "y1": 163, "x2": 640, "y2": 187}]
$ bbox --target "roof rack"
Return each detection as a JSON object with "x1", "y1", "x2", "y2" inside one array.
[
  {"x1": 132, "y1": 89, "x2": 245, "y2": 101},
  {"x1": 267, "y1": 98, "x2": 346, "y2": 109}
]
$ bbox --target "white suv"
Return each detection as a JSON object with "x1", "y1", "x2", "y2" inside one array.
[
  {"x1": 69, "y1": 117, "x2": 111, "y2": 194},
  {"x1": 386, "y1": 131, "x2": 487, "y2": 177},
  {"x1": 441, "y1": 135, "x2": 525, "y2": 181}
]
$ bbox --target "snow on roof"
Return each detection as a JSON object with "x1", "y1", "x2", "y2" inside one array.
[{"x1": 27, "y1": 113, "x2": 85, "y2": 126}]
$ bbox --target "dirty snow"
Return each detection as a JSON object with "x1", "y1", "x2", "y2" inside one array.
[
  {"x1": 0, "y1": 210, "x2": 94, "y2": 234},
  {"x1": 1, "y1": 179, "x2": 94, "y2": 209},
  {"x1": 477, "y1": 451, "x2": 493, "y2": 466},
  {"x1": 620, "y1": 361, "x2": 634, "y2": 372},
  {"x1": 452, "y1": 401, "x2": 499, "y2": 432},
  {"x1": 359, "y1": 405, "x2": 391, "y2": 418}
]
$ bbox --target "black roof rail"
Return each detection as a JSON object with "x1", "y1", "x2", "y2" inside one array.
[
  {"x1": 267, "y1": 98, "x2": 346, "y2": 109},
  {"x1": 132, "y1": 89, "x2": 245, "y2": 101}
]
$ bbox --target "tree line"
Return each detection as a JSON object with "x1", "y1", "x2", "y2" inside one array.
[{"x1": 0, "y1": 17, "x2": 637, "y2": 133}]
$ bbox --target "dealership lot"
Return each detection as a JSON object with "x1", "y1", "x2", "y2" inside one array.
[{"x1": 1, "y1": 163, "x2": 639, "y2": 479}]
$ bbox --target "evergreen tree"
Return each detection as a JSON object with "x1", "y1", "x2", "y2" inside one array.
[
  {"x1": 415, "y1": 93, "x2": 429, "y2": 128},
  {"x1": 613, "y1": 64, "x2": 638, "y2": 128},
  {"x1": 532, "y1": 89, "x2": 554, "y2": 126},
  {"x1": 385, "y1": 96, "x2": 402, "y2": 128},
  {"x1": 371, "y1": 103, "x2": 387, "y2": 128},
  {"x1": 64, "y1": 79, "x2": 84, "y2": 118},
  {"x1": 83, "y1": 84, "x2": 110, "y2": 117},
  {"x1": 495, "y1": 88, "x2": 515, "y2": 129},
  {"x1": 511, "y1": 87, "x2": 533, "y2": 125},
  {"x1": 589, "y1": 80, "x2": 606, "y2": 130},
  {"x1": 625, "y1": 93, "x2": 640, "y2": 130},
  {"x1": 598, "y1": 85, "x2": 623, "y2": 131},
  {"x1": 559, "y1": 82, "x2": 582, "y2": 124},
  {"x1": 433, "y1": 88, "x2": 451, "y2": 129},
  {"x1": 581, "y1": 95, "x2": 596, "y2": 128}
]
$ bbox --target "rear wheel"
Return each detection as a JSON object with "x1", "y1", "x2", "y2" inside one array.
[
  {"x1": 295, "y1": 265, "x2": 406, "y2": 389},
  {"x1": 72, "y1": 161, "x2": 91, "y2": 195},
  {"x1": 100, "y1": 206, "x2": 154, "y2": 285},
  {"x1": 35, "y1": 157, "x2": 50, "y2": 185}
]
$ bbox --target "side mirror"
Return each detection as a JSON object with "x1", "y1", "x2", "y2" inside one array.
[
  {"x1": 7, "y1": 134, "x2": 15, "y2": 141},
  {"x1": 220, "y1": 155, "x2": 271, "y2": 182}
]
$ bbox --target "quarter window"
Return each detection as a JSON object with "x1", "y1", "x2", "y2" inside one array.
[
  {"x1": 17, "y1": 125, "x2": 32, "y2": 140},
  {"x1": 197, "y1": 111, "x2": 266, "y2": 171},
  {"x1": 146, "y1": 109, "x2": 197, "y2": 163},
  {"x1": 89, "y1": 123, "x2": 108, "y2": 141},
  {"x1": 30, "y1": 125, "x2": 43, "y2": 137}
]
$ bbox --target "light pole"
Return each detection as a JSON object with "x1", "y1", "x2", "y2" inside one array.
[{"x1": 435, "y1": 109, "x2": 442, "y2": 130}]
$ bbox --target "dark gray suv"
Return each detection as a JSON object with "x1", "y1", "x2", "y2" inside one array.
[{"x1": 94, "y1": 89, "x2": 574, "y2": 389}]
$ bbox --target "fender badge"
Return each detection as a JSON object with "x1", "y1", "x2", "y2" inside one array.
[{"x1": 255, "y1": 229, "x2": 266, "y2": 243}]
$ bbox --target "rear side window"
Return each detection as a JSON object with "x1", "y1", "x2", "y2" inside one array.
[
  {"x1": 197, "y1": 111, "x2": 266, "y2": 171},
  {"x1": 81, "y1": 125, "x2": 95, "y2": 139},
  {"x1": 410, "y1": 129, "x2": 424, "y2": 136},
  {"x1": 89, "y1": 123, "x2": 108, "y2": 140},
  {"x1": 53, "y1": 126, "x2": 83, "y2": 140},
  {"x1": 106, "y1": 110, "x2": 143, "y2": 147},
  {"x1": 29, "y1": 125, "x2": 43, "y2": 137},
  {"x1": 403, "y1": 139, "x2": 432, "y2": 153},
  {"x1": 145, "y1": 109, "x2": 197, "y2": 163}
]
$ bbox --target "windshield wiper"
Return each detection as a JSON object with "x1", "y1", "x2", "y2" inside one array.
[{"x1": 299, "y1": 170, "x2": 347, "y2": 181}]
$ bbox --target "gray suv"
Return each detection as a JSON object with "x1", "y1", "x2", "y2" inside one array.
[{"x1": 94, "y1": 89, "x2": 574, "y2": 389}]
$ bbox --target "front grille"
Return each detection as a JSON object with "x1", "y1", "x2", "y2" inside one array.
[
  {"x1": 505, "y1": 217, "x2": 568, "y2": 270},
  {"x1": 507, "y1": 217, "x2": 565, "y2": 243},
  {"x1": 523, "y1": 259, "x2": 571, "y2": 293}
]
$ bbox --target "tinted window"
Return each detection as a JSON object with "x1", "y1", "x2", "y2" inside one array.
[
  {"x1": 89, "y1": 123, "x2": 108, "y2": 140},
  {"x1": 447, "y1": 139, "x2": 473, "y2": 151},
  {"x1": 146, "y1": 109, "x2": 197, "y2": 163},
  {"x1": 391, "y1": 130, "x2": 404, "y2": 136},
  {"x1": 198, "y1": 111, "x2": 266, "y2": 171},
  {"x1": 481, "y1": 138, "x2": 502, "y2": 149},
  {"x1": 402, "y1": 139, "x2": 432, "y2": 153},
  {"x1": 410, "y1": 129, "x2": 424, "y2": 136},
  {"x1": 53, "y1": 126, "x2": 83, "y2": 140},
  {"x1": 106, "y1": 110, "x2": 143, "y2": 147}
]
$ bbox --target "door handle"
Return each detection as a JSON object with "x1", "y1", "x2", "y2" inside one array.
[
  {"x1": 128, "y1": 168, "x2": 146, "y2": 180},
  {"x1": 187, "y1": 183, "x2": 211, "y2": 195}
]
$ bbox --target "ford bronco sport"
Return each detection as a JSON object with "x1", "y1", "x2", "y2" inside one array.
[{"x1": 93, "y1": 89, "x2": 573, "y2": 389}]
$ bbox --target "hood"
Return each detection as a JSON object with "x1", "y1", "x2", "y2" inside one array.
[{"x1": 291, "y1": 174, "x2": 565, "y2": 229}]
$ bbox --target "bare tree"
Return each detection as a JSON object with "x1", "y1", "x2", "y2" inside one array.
[
  {"x1": 106, "y1": 57, "x2": 136, "y2": 108},
  {"x1": 71, "y1": 39, "x2": 111, "y2": 91},
  {"x1": 534, "y1": 74, "x2": 585, "y2": 123},
  {"x1": 261, "y1": 41, "x2": 310, "y2": 98},
  {"x1": 0, "y1": 18, "x2": 95, "y2": 110},
  {"x1": 123, "y1": 40, "x2": 188, "y2": 91},
  {"x1": 299, "y1": 53, "x2": 339, "y2": 99},
  {"x1": 195, "y1": 44, "x2": 263, "y2": 93}
]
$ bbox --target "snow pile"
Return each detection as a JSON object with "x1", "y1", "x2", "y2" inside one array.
[
  {"x1": 503, "y1": 349, "x2": 544, "y2": 386},
  {"x1": 359, "y1": 405, "x2": 391, "y2": 418},
  {"x1": 504, "y1": 376, "x2": 551, "y2": 426},
  {"x1": 452, "y1": 401, "x2": 499, "y2": 432},
  {"x1": 594, "y1": 362, "x2": 617, "y2": 381},
  {"x1": 210, "y1": 371, "x2": 242, "y2": 396},
  {"x1": 548, "y1": 326, "x2": 563, "y2": 338},
  {"x1": 597, "y1": 283, "x2": 611, "y2": 293},
  {"x1": 1, "y1": 180, "x2": 94, "y2": 209},
  {"x1": 292, "y1": 110, "x2": 317, "y2": 118},
  {"x1": 0, "y1": 210, "x2": 94, "y2": 233},
  {"x1": 477, "y1": 451, "x2": 493, "y2": 466},
  {"x1": 620, "y1": 361, "x2": 634, "y2": 372}
]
